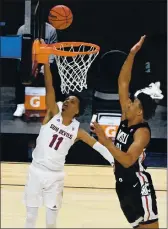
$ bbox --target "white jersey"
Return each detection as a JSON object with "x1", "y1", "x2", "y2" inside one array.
[{"x1": 32, "y1": 102, "x2": 80, "y2": 171}]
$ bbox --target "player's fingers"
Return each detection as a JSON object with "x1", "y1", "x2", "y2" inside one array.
[
  {"x1": 139, "y1": 35, "x2": 146, "y2": 44},
  {"x1": 92, "y1": 124, "x2": 101, "y2": 133},
  {"x1": 40, "y1": 38, "x2": 45, "y2": 44},
  {"x1": 90, "y1": 126, "x2": 96, "y2": 133},
  {"x1": 93, "y1": 122, "x2": 100, "y2": 128}
]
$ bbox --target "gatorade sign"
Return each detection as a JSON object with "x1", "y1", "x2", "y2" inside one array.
[
  {"x1": 25, "y1": 87, "x2": 46, "y2": 110},
  {"x1": 97, "y1": 113, "x2": 121, "y2": 140}
]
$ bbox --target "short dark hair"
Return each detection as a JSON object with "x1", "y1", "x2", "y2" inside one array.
[
  {"x1": 137, "y1": 93, "x2": 157, "y2": 120},
  {"x1": 66, "y1": 93, "x2": 86, "y2": 116}
]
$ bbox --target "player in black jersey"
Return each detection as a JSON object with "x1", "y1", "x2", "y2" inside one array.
[{"x1": 93, "y1": 36, "x2": 164, "y2": 228}]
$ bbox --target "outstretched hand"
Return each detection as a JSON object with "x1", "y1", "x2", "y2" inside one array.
[
  {"x1": 40, "y1": 38, "x2": 45, "y2": 44},
  {"x1": 130, "y1": 35, "x2": 146, "y2": 55},
  {"x1": 92, "y1": 122, "x2": 110, "y2": 145}
]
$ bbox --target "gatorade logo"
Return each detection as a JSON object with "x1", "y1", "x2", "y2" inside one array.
[
  {"x1": 30, "y1": 96, "x2": 40, "y2": 107},
  {"x1": 104, "y1": 126, "x2": 117, "y2": 138}
]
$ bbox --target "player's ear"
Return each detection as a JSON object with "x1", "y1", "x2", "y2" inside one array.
[
  {"x1": 74, "y1": 105, "x2": 80, "y2": 117},
  {"x1": 137, "y1": 107, "x2": 143, "y2": 116},
  {"x1": 76, "y1": 109, "x2": 79, "y2": 116}
]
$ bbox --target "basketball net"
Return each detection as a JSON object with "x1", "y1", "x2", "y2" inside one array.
[
  {"x1": 53, "y1": 42, "x2": 100, "y2": 94},
  {"x1": 32, "y1": 41, "x2": 100, "y2": 94}
]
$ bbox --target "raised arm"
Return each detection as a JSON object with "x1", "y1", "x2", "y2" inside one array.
[
  {"x1": 118, "y1": 35, "x2": 146, "y2": 120},
  {"x1": 77, "y1": 129, "x2": 114, "y2": 165},
  {"x1": 44, "y1": 64, "x2": 59, "y2": 116}
]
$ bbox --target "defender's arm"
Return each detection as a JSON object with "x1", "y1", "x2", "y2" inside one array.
[{"x1": 118, "y1": 36, "x2": 146, "y2": 120}]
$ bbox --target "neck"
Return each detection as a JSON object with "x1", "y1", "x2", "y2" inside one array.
[
  {"x1": 128, "y1": 117, "x2": 144, "y2": 127},
  {"x1": 61, "y1": 112, "x2": 74, "y2": 126}
]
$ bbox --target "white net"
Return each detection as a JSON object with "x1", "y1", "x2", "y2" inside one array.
[{"x1": 53, "y1": 43, "x2": 99, "y2": 94}]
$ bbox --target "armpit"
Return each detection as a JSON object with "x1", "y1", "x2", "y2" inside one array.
[{"x1": 42, "y1": 110, "x2": 53, "y2": 125}]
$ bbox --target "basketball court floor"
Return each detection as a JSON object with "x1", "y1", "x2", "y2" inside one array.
[{"x1": 1, "y1": 162, "x2": 167, "y2": 228}]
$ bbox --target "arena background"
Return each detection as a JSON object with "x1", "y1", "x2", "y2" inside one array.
[{"x1": 1, "y1": 0, "x2": 167, "y2": 166}]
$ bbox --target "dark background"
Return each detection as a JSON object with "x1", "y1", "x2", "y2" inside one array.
[
  {"x1": 1, "y1": 0, "x2": 167, "y2": 166},
  {"x1": 1, "y1": 0, "x2": 167, "y2": 92}
]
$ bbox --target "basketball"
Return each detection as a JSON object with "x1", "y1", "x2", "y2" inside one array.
[{"x1": 48, "y1": 5, "x2": 73, "y2": 30}]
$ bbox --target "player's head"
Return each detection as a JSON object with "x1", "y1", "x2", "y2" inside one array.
[
  {"x1": 62, "y1": 93, "x2": 85, "y2": 117},
  {"x1": 125, "y1": 93, "x2": 157, "y2": 121}
]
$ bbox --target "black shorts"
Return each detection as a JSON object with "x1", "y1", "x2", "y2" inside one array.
[{"x1": 116, "y1": 171, "x2": 158, "y2": 228}]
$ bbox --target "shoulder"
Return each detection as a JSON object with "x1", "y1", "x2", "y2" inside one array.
[
  {"x1": 77, "y1": 128, "x2": 87, "y2": 138},
  {"x1": 134, "y1": 127, "x2": 150, "y2": 136},
  {"x1": 42, "y1": 104, "x2": 62, "y2": 125},
  {"x1": 45, "y1": 22, "x2": 56, "y2": 31},
  {"x1": 19, "y1": 24, "x2": 25, "y2": 30},
  {"x1": 72, "y1": 118, "x2": 80, "y2": 127},
  {"x1": 77, "y1": 128, "x2": 89, "y2": 140},
  {"x1": 133, "y1": 122, "x2": 151, "y2": 136},
  {"x1": 78, "y1": 128, "x2": 84, "y2": 133},
  {"x1": 133, "y1": 127, "x2": 150, "y2": 146},
  {"x1": 17, "y1": 24, "x2": 25, "y2": 34}
]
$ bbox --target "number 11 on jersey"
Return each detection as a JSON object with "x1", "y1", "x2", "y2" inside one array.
[{"x1": 49, "y1": 134, "x2": 63, "y2": 150}]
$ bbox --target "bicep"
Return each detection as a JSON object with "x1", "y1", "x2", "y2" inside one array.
[
  {"x1": 44, "y1": 64, "x2": 59, "y2": 115},
  {"x1": 45, "y1": 88, "x2": 59, "y2": 115},
  {"x1": 127, "y1": 141, "x2": 145, "y2": 165},
  {"x1": 127, "y1": 128, "x2": 150, "y2": 166},
  {"x1": 77, "y1": 129, "x2": 97, "y2": 147}
]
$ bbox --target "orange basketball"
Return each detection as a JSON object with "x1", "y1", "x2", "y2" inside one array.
[{"x1": 48, "y1": 5, "x2": 73, "y2": 30}]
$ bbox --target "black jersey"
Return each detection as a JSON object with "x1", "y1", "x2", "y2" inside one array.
[{"x1": 114, "y1": 119, "x2": 151, "y2": 183}]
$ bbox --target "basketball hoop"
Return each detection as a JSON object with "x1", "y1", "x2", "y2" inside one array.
[{"x1": 32, "y1": 40, "x2": 100, "y2": 94}]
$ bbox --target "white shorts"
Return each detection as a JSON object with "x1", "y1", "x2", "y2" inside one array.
[{"x1": 24, "y1": 163, "x2": 65, "y2": 209}]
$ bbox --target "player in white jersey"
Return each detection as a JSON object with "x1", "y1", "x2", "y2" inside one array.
[{"x1": 24, "y1": 62, "x2": 115, "y2": 228}]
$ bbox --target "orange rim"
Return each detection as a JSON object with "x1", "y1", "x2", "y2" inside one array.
[{"x1": 34, "y1": 41, "x2": 100, "y2": 57}]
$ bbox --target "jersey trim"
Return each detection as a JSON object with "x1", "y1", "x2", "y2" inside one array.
[{"x1": 136, "y1": 172, "x2": 158, "y2": 222}]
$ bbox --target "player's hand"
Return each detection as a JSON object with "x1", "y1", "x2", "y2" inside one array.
[
  {"x1": 40, "y1": 38, "x2": 45, "y2": 44},
  {"x1": 130, "y1": 35, "x2": 146, "y2": 55},
  {"x1": 92, "y1": 122, "x2": 110, "y2": 145}
]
